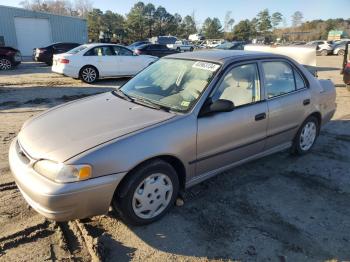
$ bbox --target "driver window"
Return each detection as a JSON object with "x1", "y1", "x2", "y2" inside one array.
[{"x1": 216, "y1": 63, "x2": 261, "y2": 107}]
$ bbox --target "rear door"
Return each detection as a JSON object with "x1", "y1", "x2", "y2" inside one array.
[
  {"x1": 159, "y1": 45, "x2": 174, "y2": 56},
  {"x1": 148, "y1": 45, "x2": 161, "y2": 57},
  {"x1": 196, "y1": 62, "x2": 268, "y2": 175},
  {"x1": 261, "y1": 59, "x2": 311, "y2": 149},
  {"x1": 83, "y1": 46, "x2": 116, "y2": 77}
]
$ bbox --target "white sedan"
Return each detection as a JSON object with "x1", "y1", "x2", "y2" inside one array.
[{"x1": 52, "y1": 43, "x2": 158, "y2": 83}]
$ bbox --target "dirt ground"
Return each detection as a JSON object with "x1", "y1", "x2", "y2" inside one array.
[{"x1": 0, "y1": 56, "x2": 349, "y2": 262}]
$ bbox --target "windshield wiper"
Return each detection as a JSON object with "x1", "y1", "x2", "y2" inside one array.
[
  {"x1": 113, "y1": 88, "x2": 134, "y2": 102},
  {"x1": 133, "y1": 97, "x2": 172, "y2": 112},
  {"x1": 113, "y1": 89, "x2": 172, "y2": 112}
]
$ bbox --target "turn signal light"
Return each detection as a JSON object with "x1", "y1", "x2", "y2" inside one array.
[{"x1": 59, "y1": 59, "x2": 70, "y2": 64}]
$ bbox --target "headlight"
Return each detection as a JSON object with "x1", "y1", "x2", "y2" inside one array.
[{"x1": 33, "y1": 160, "x2": 91, "y2": 183}]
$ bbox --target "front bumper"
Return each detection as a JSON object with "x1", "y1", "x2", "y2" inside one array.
[{"x1": 9, "y1": 138, "x2": 126, "y2": 221}]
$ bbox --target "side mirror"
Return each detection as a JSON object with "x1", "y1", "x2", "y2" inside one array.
[{"x1": 199, "y1": 99, "x2": 234, "y2": 117}]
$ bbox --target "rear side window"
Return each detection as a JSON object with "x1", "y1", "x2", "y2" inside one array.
[
  {"x1": 262, "y1": 61, "x2": 295, "y2": 98},
  {"x1": 113, "y1": 46, "x2": 133, "y2": 56},
  {"x1": 295, "y1": 71, "x2": 306, "y2": 90},
  {"x1": 85, "y1": 46, "x2": 114, "y2": 56},
  {"x1": 262, "y1": 61, "x2": 306, "y2": 98}
]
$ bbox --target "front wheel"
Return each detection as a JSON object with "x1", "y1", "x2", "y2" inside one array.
[
  {"x1": 338, "y1": 49, "x2": 345, "y2": 56},
  {"x1": 291, "y1": 116, "x2": 319, "y2": 155},
  {"x1": 0, "y1": 58, "x2": 12, "y2": 70},
  {"x1": 80, "y1": 66, "x2": 98, "y2": 83},
  {"x1": 113, "y1": 160, "x2": 179, "y2": 226}
]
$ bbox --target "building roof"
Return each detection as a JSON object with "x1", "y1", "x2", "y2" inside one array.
[{"x1": 0, "y1": 5, "x2": 86, "y2": 20}]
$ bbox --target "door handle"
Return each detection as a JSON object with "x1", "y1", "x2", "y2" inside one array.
[
  {"x1": 303, "y1": 99, "x2": 310, "y2": 105},
  {"x1": 255, "y1": 113, "x2": 266, "y2": 121}
]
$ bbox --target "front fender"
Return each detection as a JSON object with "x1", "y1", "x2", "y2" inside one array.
[{"x1": 65, "y1": 115, "x2": 197, "y2": 181}]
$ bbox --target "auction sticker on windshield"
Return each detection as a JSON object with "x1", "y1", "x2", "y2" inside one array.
[{"x1": 192, "y1": 61, "x2": 220, "y2": 71}]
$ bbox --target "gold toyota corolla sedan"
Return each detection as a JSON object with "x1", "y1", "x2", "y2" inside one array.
[{"x1": 9, "y1": 50, "x2": 336, "y2": 225}]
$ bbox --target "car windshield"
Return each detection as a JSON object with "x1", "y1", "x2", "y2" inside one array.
[
  {"x1": 67, "y1": 45, "x2": 88, "y2": 54},
  {"x1": 119, "y1": 59, "x2": 220, "y2": 112}
]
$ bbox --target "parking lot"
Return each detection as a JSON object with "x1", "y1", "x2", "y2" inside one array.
[{"x1": 0, "y1": 55, "x2": 349, "y2": 261}]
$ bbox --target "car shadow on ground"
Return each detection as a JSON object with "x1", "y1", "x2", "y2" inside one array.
[
  {"x1": 97, "y1": 118, "x2": 350, "y2": 261},
  {"x1": 0, "y1": 86, "x2": 116, "y2": 110}
]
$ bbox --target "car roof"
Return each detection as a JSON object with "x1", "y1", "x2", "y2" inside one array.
[
  {"x1": 165, "y1": 50, "x2": 287, "y2": 64},
  {"x1": 83, "y1": 43, "x2": 126, "y2": 48}
]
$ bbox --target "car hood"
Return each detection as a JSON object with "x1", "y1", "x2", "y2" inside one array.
[{"x1": 18, "y1": 92, "x2": 175, "y2": 162}]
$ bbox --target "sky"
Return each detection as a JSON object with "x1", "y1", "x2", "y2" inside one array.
[{"x1": 1, "y1": 0, "x2": 349, "y2": 27}]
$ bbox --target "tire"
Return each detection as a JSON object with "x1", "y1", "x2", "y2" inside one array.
[
  {"x1": 112, "y1": 159, "x2": 179, "y2": 226},
  {"x1": 291, "y1": 116, "x2": 319, "y2": 155},
  {"x1": 176, "y1": 47, "x2": 181, "y2": 52},
  {"x1": 0, "y1": 57, "x2": 13, "y2": 70},
  {"x1": 79, "y1": 65, "x2": 99, "y2": 83},
  {"x1": 320, "y1": 49, "x2": 328, "y2": 56},
  {"x1": 190, "y1": 47, "x2": 194, "y2": 52},
  {"x1": 338, "y1": 49, "x2": 345, "y2": 56}
]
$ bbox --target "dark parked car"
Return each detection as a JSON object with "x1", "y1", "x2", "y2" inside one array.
[
  {"x1": 342, "y1": 41, "x2": 350, "y2": 86},
  {"x1": 128, "y1": 40, "x2": 151, "y2": 50},
  {"x1": 215, "y1": 41, "x2": 245, "y2": 50},
  {"x1": 134, "y1": 44, "x2": 179, "y2": 57},
  {"x1": 0, "y1": 46, "x2": 21, "y2": 70},
  {"x1": 33, "y1": 42, "x2": 81, "y2": 65}
]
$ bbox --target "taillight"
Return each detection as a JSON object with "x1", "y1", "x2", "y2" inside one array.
[
  {"x1": 59, "y1": 58, "x2": 69, "y2": 64},
  {"x1": 134, "y1": 49, "x2": 141, "y2": 55}
]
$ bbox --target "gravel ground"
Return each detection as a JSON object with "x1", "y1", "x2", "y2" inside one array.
[{"x1": 0, "y1": 56, "x2": 349, "y2": 261}]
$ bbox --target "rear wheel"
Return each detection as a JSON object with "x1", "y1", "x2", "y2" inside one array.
[
  {"x1": 190, "y1": 47, "x2": 194, "y2": 52},
  {"x1": 113, "y1": 160, "x2": 179, "y2": 226},
  {"x1": 0, "y1": 58, "x2": 12, "y2": 70},
  {"x1": 79, "y1": 66, "x2": 98, "y2": 83},
  {"x1": 320, "y1": 49, "x2": 328, "y2": 56},
  {"x1": 176, "y1": 47, "x2": 181, "y2": 52},
  {"x1": 291, "y1": 116, "x2": 319, "y2": 155}
]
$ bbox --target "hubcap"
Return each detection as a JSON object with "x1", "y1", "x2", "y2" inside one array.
[
  {"x1": 0, "y1": 59, "x2": 11, "y2": 70},
  {"x1": 300, "y1": 121, "x2": 317, "y2": 151},
  {"x1": 132, "y1": 173, "x2": 173, "y2": 219},
  {"x1": 82, "y1": 67, "x2": 97, "y2": 82}
]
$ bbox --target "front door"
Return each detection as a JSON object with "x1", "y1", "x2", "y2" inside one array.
[
  {"x1": 196, "y1": 62, "x2": 268, "y2": 176},
  {"x1": 112, "y1": 46, "x2": 138, "y2": 75}
]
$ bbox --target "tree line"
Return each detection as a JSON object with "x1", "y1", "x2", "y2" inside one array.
[{"x1": 20, "y1": 0, "x2": 350, "y2": 43}]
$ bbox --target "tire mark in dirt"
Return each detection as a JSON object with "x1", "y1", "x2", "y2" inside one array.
[
  {"x1": 0, "y1": 220, "x2": 54, "y2": 253},
  {"x1": 76, "y1": 217, "x2": 137, "y2": 262},
  {"x1": 0, "y1": 182, "x2": 17, "y2": 192},
  {"x1": 57, "y1": 221, "x2": 92, "y2": 261}
]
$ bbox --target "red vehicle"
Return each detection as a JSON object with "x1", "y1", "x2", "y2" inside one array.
[
  {"x1": 342, "y1": 41, "x2": 350, "y2": 87},
  {"x1": 0, "y1": 46, "x2": 21, "y2": 70}
]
